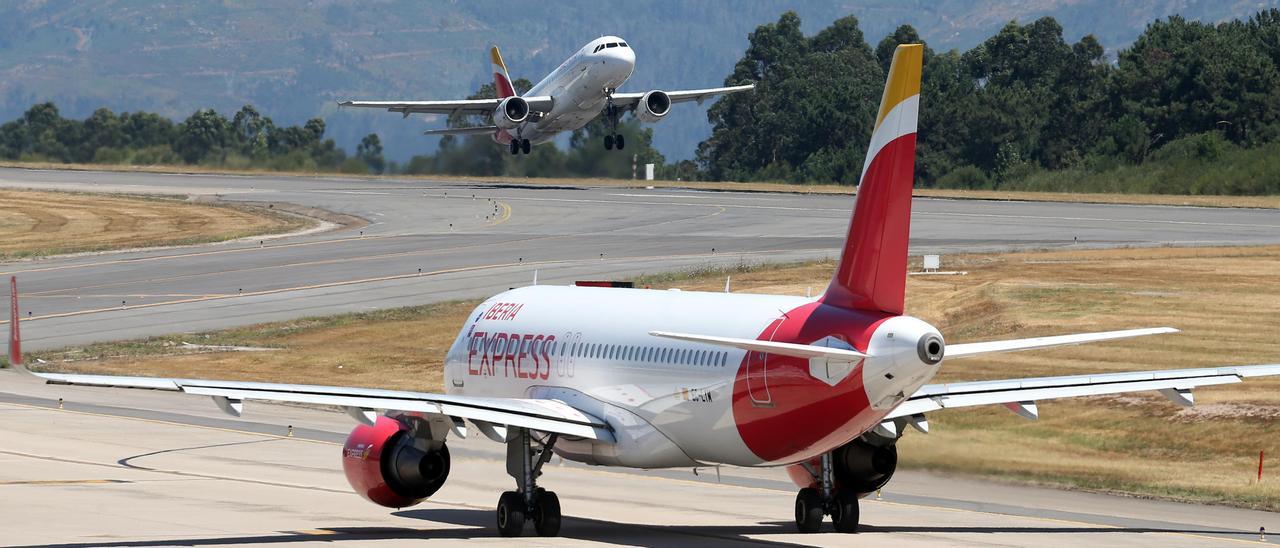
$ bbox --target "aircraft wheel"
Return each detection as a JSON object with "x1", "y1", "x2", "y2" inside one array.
[
  {"x1": 830, "y1": 489, "x2": 860, "y2": 533},
  {"x1": 509, "y1": 140, "x2": 519, "y2": 155},
  {"x1": 604, "y1": 134, "x2": 614, "y2": 150},
  {"x1": 615, "y1": 134, "x2": 625, "y2": 150},
  {"x1": 794, "y1": 487, "x2": 824, "y2": 533},
  {"x1": 496, "y1": 491, "x2": 526, "y2": 537},
  {"x1": 532, "y1": 489, "x2": 561, "y2": 536},
  {"x1": 521, "y1": 139, "x2": 531, "y2": 154}
]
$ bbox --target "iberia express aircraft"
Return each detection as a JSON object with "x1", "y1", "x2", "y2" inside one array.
[
  {"x1": 340, "y1": 37, "x2": 753, "y2": 155},
  {"x1": 10, "y1": 45, "x2": 1279, "y2": 537}
]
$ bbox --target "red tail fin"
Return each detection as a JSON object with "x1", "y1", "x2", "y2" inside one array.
[
  {"x1": 490, "y1": 46, "x2": 516, "y2": 98},
  {"x1": 822, "y1": 44, "x2": 923, "y2": 315},
  {"x1": 9, "y1": 276, "x2": 20, "y2": 367}
]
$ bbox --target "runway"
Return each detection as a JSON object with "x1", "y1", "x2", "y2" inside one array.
[
  {"x1": 1, "y1": 167, "x2": 1279, "y2": 546},
  {"x1": 3, "y1": 167, "x2": 1280, "y2": 351},
  {"x1": 3, "y1": 372, "x2": 1275, "y2": 547}
]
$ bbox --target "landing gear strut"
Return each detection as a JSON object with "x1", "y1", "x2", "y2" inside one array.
[
  {"x1": 509, "y1": 138, "x2": 532, "y2": 155},
  {"x1": 794, "y1": 452, "x2": 861, "y2": 533},
  {"x1": 496, "y1": 428, "x2": 561, "y2": 537},
  {"x1": 602, "y1": 91, "x2": 624, "y2": 151}
]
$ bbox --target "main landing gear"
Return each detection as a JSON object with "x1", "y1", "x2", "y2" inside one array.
[
  {"x1": 496, "y1": 428, "x2": 561, "y2": 537},
  {"x1": 508, "y1": 138, "x2": 531, "y2": 155},
  {"x1": 794, "y1": 452, "x2": 860, "y2": 533},
  {"x1": 602, "y1": 91, "x2": 625, "y2": 151}
]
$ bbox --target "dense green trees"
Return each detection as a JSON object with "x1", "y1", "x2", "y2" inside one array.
[
  {"x1": 0, "y1": 102, "x2": 368, "y2": 172},
  {"x1": 699, "y1": 9, "x2": 1280, "y2": 194}
]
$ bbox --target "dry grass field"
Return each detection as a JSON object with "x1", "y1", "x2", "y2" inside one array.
[
  {"x1": 30, "y1": 245, "x2": 1280, "y2": 509},
  {"x1": 5, "y1": 160, "x2": 1278, "y2": 209},
  {"x1": 0, "y1": 190, "x2": 310, "y2": 259}
]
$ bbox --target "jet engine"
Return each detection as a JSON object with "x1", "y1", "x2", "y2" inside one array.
[
  {"x1": 785, "y1": 439, "x2": 897, "y2": 495},
  {"x1": 342, "y1": 415, "x2": 450, "y2": 508},
  {"x1": 493, "y1": 96, "x2": 530, "y2": 129},
  {"x1": 635, "y1": 90, "x2": 671, "y2": 123}
]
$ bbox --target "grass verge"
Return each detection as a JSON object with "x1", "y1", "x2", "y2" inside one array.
[
  {"x1": 30, "y1": 245, "x2": 1280, "y2": 510},
  {"x1": 0, "y1": 189, "x2": 313, "y2": 260}
]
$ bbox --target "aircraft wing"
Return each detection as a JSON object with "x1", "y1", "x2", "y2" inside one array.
[
  {"x1": 339, "y1": 96, "x2": 554, "y2": 116},
  {"x1": 885, "y1": 364, "x2": 1280, "y2": 421},
  {"x1": 612, "y1": 84, "x2": 755, "y2": 108},
  {"x1": 423, "y1": 126, "x2": 500, "y2": 136},
  {"x1": 28, "y1": 371, "x2": 615, "y2": 442}
]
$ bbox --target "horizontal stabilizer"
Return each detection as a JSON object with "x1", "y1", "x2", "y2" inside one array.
[
  {"x1": 424, "y1": 126, "x2": 500, "y2": 136},
  {"x1": 945, "y1": 327, "x2": 1178, "y2": 359},
  {"x1": 649, "y1": 331, "x2": 867, "y2": 360}
]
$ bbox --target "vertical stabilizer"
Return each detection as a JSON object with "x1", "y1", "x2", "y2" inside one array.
[
  {"x1": 822, "y1": 44, "x2": 923, "y2": 314},
  {"x1": 490, "y1": 46, "x2": 516, "y2": 98},
  {"x1": 8, "y1": 276, "x2": 20, "y2": 368}
]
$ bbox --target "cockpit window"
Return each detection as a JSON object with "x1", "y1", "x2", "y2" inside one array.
[
  {"x1": 619, "y1": 42, "x2": 628, "y2": 48},
  {"x1": 593, "y1": 45, "x2": 603, "y2": 53},
  {"x1": 606, "y1": 43, "x2": 618, "y2": 48}
]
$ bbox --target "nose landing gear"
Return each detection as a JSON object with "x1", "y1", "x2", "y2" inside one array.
[
  {"x1": 601, "y1": 92, "x2": 625, "y2": 151},
  {"x1": 496, "y1": 428, "x2": 562, "y2": 537}
]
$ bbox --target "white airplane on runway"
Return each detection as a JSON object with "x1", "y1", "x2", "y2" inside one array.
[
  {"x1": 10, "y1": 45, "x2": 1280, "y2": 537},
  {"x1": 338, "y1": 37, "x2": 754, "y2": 155}
]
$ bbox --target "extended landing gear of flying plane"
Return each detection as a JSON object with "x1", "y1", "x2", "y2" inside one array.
[
  {"x1": 602, "y1": 92, "x2": 625, "y2": 151},
  {"x1": 794, "y1": 452, "x2": 860, "y2": 533},
  {"x1": 509, "y1": 138, "x2": 531, "y2": 155},
  {"x1": 496, "y1": 428, "x2": 561, "y2": 537}
]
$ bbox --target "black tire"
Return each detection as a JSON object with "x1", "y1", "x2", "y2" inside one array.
[
  {"x1": 604, "y1": 134, "x2": 614, "y2": 150},
  {"x1": 831, "y1": 489, "x2": 860, "y2": 534},
  {"x1": 532, "y1": 489, "x2": 561, "y2": 537},
  {"x1": 496, "y1": 491, "x2": 526, "y2": 537},
  {"x1": 615, "y1": 134, "x2": 625, "y2": 150},
  {"x1": 521, "y1": 139, "x2": 531, "y2": 154},
  {"x1": 509, "y1": 140, "x2": 519, "y2": 155},
  {"x1": 794, "y1": 488, "x2": 824, "y2": 534}
]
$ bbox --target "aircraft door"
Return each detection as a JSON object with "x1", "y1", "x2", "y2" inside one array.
[{"x1": 746, "y1": 318, "x2": 784, "y2": 407}]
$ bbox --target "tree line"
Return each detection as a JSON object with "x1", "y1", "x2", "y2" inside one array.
[
  {"x1": 0, "y1": 102, "x2": 385, "y2": 174},
  {"x1": 697, "y1": 9, "x2": 1280, "y2": 194}
]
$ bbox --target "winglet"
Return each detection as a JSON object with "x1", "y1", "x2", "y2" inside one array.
[
  {"x1": 822, "y1": 44, "x2": 923, "y2": 314},
  {"x1": 490, "y1": 45, "x2": 516, "y2": 98},
  {"x1": 8, "y1": 276, "x2": 22, "y2": 370}
]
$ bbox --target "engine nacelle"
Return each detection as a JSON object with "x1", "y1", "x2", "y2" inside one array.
[
  {"x1": 785, "y1": 440, "x2": 897, "y2": 496},
  {"x1": 493, "y1": 96, "x2": 529, "y2": 129},
  {"x1": 342, "y1": 415, "x2": 450, "y2": 508},
  {"x1": 635, "y1": 90, "x2": 671, "y2": 123}
]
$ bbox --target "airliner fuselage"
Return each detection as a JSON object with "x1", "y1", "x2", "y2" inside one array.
[{"x1": 444, "y1": 285, "x2": 943, "y2": 468}]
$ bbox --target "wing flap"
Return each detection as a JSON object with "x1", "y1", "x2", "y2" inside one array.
[
  {"x1": 424, "y1": 126, "x2": 500, "y2": 136},
  {"x1": 29, "y1": 371, "x2": 614, "y2": 442},
  {"x1": 887, "y1": 364, "x2": 1280, "y2": 419}
]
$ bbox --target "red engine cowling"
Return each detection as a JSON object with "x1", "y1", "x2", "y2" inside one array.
[
  {"x1": 342, "y1": 415, "x2": 450, "y2": 508},
  {"x1": 786, "y1": 440, "x2": 897, "y2": 495}
]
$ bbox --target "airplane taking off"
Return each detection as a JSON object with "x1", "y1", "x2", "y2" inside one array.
[
  {"x1": 11, "y1": 45, "x2": 1280, "y2": 537},
  {"x1": 338, "y1": 37, "x2": 754, "y2": 155}
]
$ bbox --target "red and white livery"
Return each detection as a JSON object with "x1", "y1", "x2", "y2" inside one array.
[{"x1": 12, "y1": 45, "x2": 1279, "y2": 537}]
